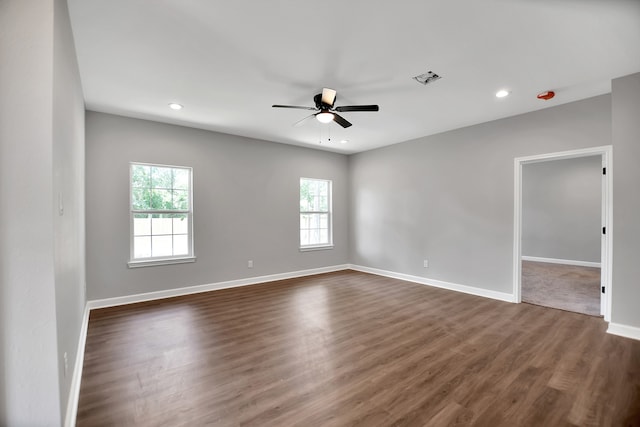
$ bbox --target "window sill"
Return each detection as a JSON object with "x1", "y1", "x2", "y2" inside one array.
[
  {"x1": 299, "y1": 245, "x2": 334, "y2": 252},
  {"x1": 128, "y1": 256, "x2": 196, "y2": 268}
]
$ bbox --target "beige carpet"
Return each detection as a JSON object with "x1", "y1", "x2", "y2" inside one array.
[{"x1": 522, "y1": 261, "x2": 601, "y2": 316}]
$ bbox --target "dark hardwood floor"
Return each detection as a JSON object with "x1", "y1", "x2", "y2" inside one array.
[{"x1": 76, "y1": 270, "x2": 640, "y2": 426}]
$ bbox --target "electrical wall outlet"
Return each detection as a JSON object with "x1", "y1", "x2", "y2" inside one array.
[
  {"x1": 248, "y1": 260, "x2": 253, "y2": 268},
  {"x1": 423, "y1": 259, "x2": 429, "y2": 268}
]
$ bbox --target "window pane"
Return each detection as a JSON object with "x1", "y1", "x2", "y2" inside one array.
[
  {"x1": 134, "y1": 236, "x2": 151, "y2": 258},
  {"x1": 173, "y1": 168, "x2": 189, "y2": 190},
  {"x1": 318, "y1": 181, "x2": 328, "y2": 196},
  {"x1": 319, "y1": 196, "x2": 328, "y2": 211},
  {"x1": 319, "y1": 229, "x2": 329, "y2": 244},
  {"x1": 310, "y1": 214, "x2": 319, "y2": 228},
  {"x1": 172, "y1": 190, "x2": 189, "y2": 210},
  {"x1": 300, "y1": 179, "x2": 312, "y2": 211},
  {"x1": 300, "y1": 214, "x2": 309, "y2": 229},
  {"x1": 152, "y1": 216, "x2": 172, "y2": 235},
  {"x1": 151, "y1": 167, "x2": 173, "y2": 189},
  {"x1": 150, "y1": 189, "x2": 172, "y2": 209},
  {"x1": 173, "y1": 215, "x2": 188, "y2": 234},
  {"x1": 151, "y1": 235, "x2": 173, "y2": 257},
  {"x1": 134, "y1": 214, "x2": 151, "y2": 236},
  {"x1": 173, "y1": 235, "x2": 188, "y2": 255},
  {"x1": 300, "y1": 230, "x2": 309, "y2": 246},
  {"x1": 309, "y1": 229, "x2": 320, "y2": 245},
  {"x1": 131, "y1": 165, "x2": 151, "y2": 189},
  {"x1": 132, "y1": 188, "x2": 150, "y2": 210},
  {"x1": 320, "y1": 214, "x2": 328, "y2": 228}
]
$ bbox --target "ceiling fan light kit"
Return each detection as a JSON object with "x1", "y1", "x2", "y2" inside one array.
[
  {"x1": 316, "y1": 112, "x2": 334, "y2": 123},
  {"x1": 273, "y1": 87, "x2": 379, "y2": 129}
]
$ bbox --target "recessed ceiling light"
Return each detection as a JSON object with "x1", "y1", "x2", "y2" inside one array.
[
  {"x1": 168, "y1": 103, "x2": 183, "y2": 110},
  {"x1": 495, "y1": 90, "x2": 510, "y2": 98},
  {"x1": 340, "y1": 139, "x2": 349, "y2": 144}
]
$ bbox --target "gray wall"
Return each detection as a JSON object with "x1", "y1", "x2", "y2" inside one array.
[
  {"x1": 349, "y1": 95, "x2": 611, "y2": 294},
  {"x1": 85, "y1": 112, "x2": 349, "y2": 300},
  {"x1": 0, "y1": 0, "x2": 85, "y2": 425},
  {"x1": 522, "y1": 156, "x2": 601, "y2": 263},
  {"x1": 53, "y1": 0, "x2": 86, "y2": 420},
  {"x1": 612, "y1": 72, "x2": 640, "y2": 328}
]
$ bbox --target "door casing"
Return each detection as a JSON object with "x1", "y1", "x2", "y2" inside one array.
[{"x1": 513, "y1": 145, "x2": 612, "y2": 320}]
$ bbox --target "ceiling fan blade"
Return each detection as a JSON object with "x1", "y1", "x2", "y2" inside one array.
[
  {"x1": 334, "y1": 105, "x2": 379, "y2": 112},
  {"x1": 272, "y1": 104, "x2": 317, "y2": 110},
  {"x1": 321, "y1": 88, "x2": 337, "y2": 106},
  {"x1": 332, "y1": 113, "x2": 352, "y2": 128},
  {"x1": 293, "y1": 113, "x2": 317, "y2": 127}
]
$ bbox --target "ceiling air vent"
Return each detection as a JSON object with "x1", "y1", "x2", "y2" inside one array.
[{"x1": 413, "y1": 71, "x2": 441, "y2": 85}]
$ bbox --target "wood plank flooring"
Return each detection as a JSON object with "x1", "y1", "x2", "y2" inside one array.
[{"x1": 76, "y1": 270, "x2": 640, "y2": 426}]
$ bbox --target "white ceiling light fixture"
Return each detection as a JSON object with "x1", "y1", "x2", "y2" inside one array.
[
  {"x1": 168, "y1": 103, "x2": 183, "y2": 110},
  {"x1": 495, "y1": 90, "x2": 510, "y2": 98},
  {"x1": 340, "y1": 139, "x2": 349, "y2": 144},
  {"x1": 316, "y1": 111, "x2": 334, "y2": 123}
]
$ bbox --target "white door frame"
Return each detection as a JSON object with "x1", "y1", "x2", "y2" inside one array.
[{"x1": 513, "y1": 145, "x2": 612, "y2": 321}]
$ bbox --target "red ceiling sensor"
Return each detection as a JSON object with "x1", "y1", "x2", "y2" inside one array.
[{"x1": 537, "y1": 91, "x2": 555, "y2": 100}]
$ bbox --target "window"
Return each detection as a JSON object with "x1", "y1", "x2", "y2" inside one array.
[
  {"x1": 129, "y1": 163, "x2": 195, "y2": 267},
  {"x1": 300, "y1": 177, "x2": 332, "y2": 250}
]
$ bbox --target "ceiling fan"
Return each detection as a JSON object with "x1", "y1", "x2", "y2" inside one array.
[{"x1": 272, "y1": 88, "x2": 379, "y2": 128}]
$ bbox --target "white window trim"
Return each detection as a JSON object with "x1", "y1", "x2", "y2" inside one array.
[
  {"x1": 128, "y1": 162, "x2": 195, "y2": 267},
  {"x1": 128, "y1": 256, "x2": 196, "y2": 268},
  {"x1": 299, "y1": 244, "x2": 334, "y2": 252},
  {"x1": 299, "y1": 177, "x2": 333, "y2": 250}
]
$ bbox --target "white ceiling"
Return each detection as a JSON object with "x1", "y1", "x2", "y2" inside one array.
[{"x1": 68, "y1": 0, "x2": 640, "y2": 154}]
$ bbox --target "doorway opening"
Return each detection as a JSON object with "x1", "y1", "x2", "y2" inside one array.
[{"x1": 513, "y1": 146, "x2": 612, "y2": 320}]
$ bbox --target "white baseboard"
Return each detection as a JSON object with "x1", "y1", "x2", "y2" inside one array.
[
  {"x1": 64, "y1": 304, "x2": 90, "y2": 427},
  {"x1": 521, "y1": 256, "x2": 600, "y2": 268},
  {"x1": 607, "y1": 322, "x2": 640, "y2": 341},
  {"x1": 87, "y1": 264, "x2": 350, "y2": 310},
  {"x1": 349, "y1": 264, "x2": 515, "y2": 303}
]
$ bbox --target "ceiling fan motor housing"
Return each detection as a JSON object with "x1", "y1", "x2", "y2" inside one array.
[{"x1": 314, "y1": 93, "x2": 335, "y2": 109}]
